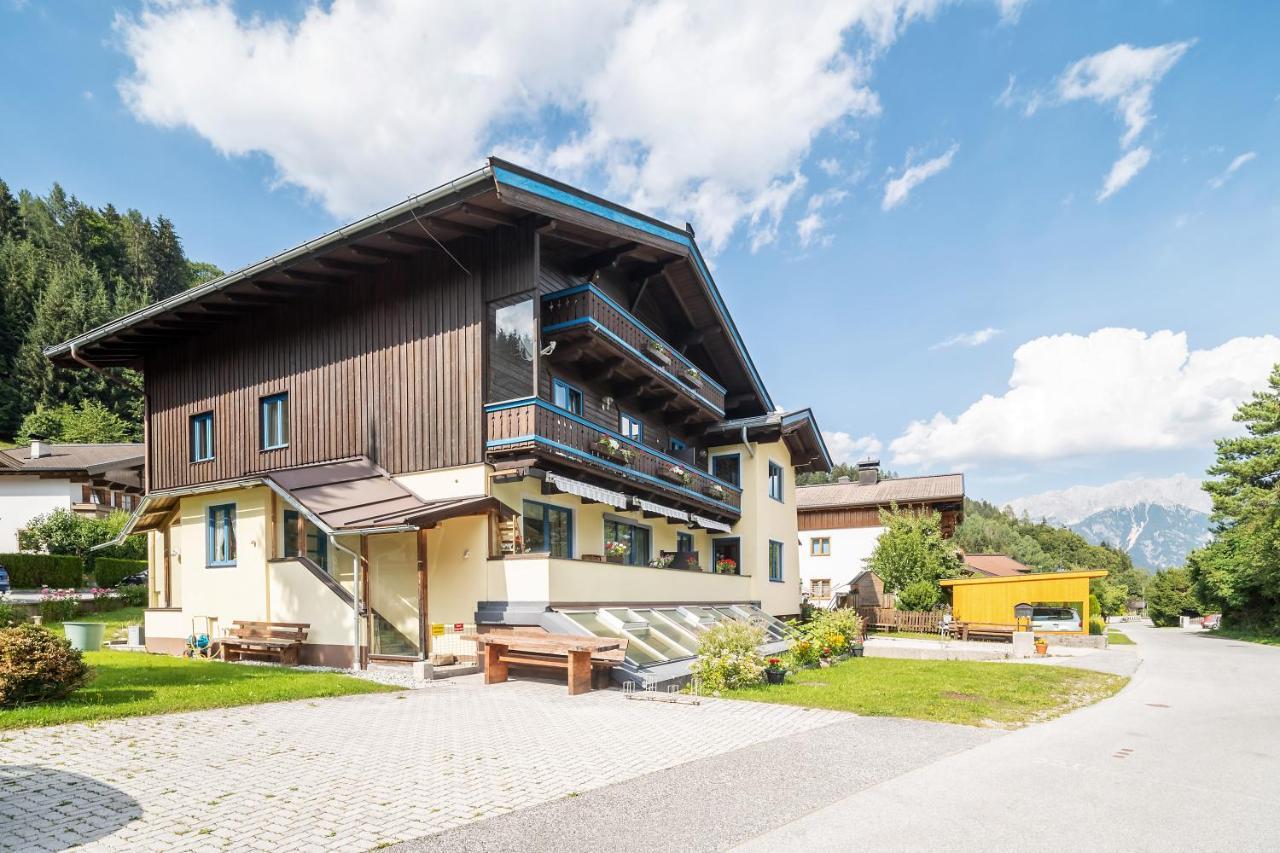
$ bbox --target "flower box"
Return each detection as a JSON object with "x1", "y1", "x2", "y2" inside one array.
[
  {"x1": 660, "y1": 465, "x2": 694, "y2": 486},
  {"x1": 593, "y1": 436, "x2": 634, "y2": 465},
  {"x1": 705, "y1": 483, "x2": 727, "y2": 500},
  {"x1": 681, "y1": 367, "x2": 704, "y2": 389},
  {"x1": 646, "y1": 341, "x2": 673, "y2": 366}
]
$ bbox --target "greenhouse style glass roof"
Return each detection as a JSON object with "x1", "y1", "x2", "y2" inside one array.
[{"x1": 558, "y1": 604, "x2": 792, "y2": 667}]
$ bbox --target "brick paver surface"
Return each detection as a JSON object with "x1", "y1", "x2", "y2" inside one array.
[{"x1": 0, "y1": 676, "x2": 847, "y2": 851}]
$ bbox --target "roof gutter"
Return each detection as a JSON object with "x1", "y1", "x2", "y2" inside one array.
[
  {"x1": 45, "y1": 166, "x2": 495, "y2": 361},
  {"x1": 69, "y1": 344, "x2": 136, "y2": 391}
]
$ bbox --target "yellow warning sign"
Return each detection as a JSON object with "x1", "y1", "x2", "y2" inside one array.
[{"x1": 430, "y1": 623, "x2": 445, "y2": 636}]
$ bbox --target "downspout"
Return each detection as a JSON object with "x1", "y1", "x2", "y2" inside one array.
[
  {"x1": 69, "y1": 344, "x2": 137, "y2": 392},
  {"x1": 331, "y1": 537, "x2": 365, "y2": 672},
  {"x1": 740, "y1": 425, "x2": 756, "y2": 458}
]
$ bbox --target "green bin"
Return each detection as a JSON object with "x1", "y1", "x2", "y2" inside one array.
[{"x1": 63, "y1": 622, "x2": 107, "y2": 652}]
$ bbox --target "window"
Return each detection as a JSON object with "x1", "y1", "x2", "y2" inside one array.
[
  {"x1": 282, "y1": 509, "x2": 329, "y2": 571},
  {"x1": 810, "y1": 536, "x2": 831, "y2": 557},
  {"x1": 191, "y1": 411, "x2": 214, "y2": 462},
  {"x1": 811, "y1": 579, "x2": 832, "y2": 598},
  {"x1": 260, "y1": 392, "x2": 289, "y2": 450},
  {"x1": 768, "y1": 460, "x2": 784, "y2": 502},
  {"x1": 769, "y1": 539, "x2": 784, "y2": 582},
  {"x1": 206, "y1": 503, "x2": 237, "y2": 566},
  {"x1": 604, "y1": 517, "x2": 651, "y2": 566},
  {"x1": 552, "y1": 379, "x2": 583, "y2": 415},
  {"x1": 712, "y1": 538, "x2": 740, "y2": 575},
  {"x1": 676, "y1": 532, "x2": 694, "y2": 553},
  {"x1": 669, "y1": 437, "x2": 686, "y2": 453},
  {"x1": 522, "y1": 500, "x2": 573, "y2": 558},
  {"x1": 711, "y1": 454, "x2": 740, "y2": 487},
  {"x1": 619, "y1": 411, "x2": 643, "y2": 442},
  {"x1": 486, "y1": 297, "x2": 536, "y2": 402}
]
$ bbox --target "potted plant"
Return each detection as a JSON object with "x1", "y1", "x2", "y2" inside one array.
[
  {"x1": 682, "y1": 366, "x2": 703, "y2": 388},
  {"x1": 648, "y1": 555, "x2": 674, "y2": 569},
  {"x1": 647, "y1": 340, "x2": 672, "y2": 366},
  {"x1": 605, "y1": 541, "x2": 629, "y2": 564},
  {"x1": 764, "y1": 657, "x2": 786, "y2": 684},
  {"x1": 594, "y1": 435, "x2": 634, "y2": 464},
  {"x1": 850, "y1": 642, "x2": 865, "y2": 658},
  {"x1": 706, "y1": 482, "x2": 727, "y2": 499},
  {"x1": 661, "y1": 464, "x2": 694, "y2": 486},
  {"x1": 714, "y1": 557, "x2": 738, "y2": 575},
  {"x1": 1034, "y1": 635, "x2": 1048, "y2": 655},
  {"x1": 818, "y1": 646, "x2": 834, "y2": 668}
]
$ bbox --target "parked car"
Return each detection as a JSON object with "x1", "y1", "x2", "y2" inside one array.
[
  {"x1": 119, "y1": 569, "x2": 148, "y2": 586},
  {"x1": 1201, "y1": 614, "x2": 1222, "y2": 630},
  {"x1": 0, "y1": 565, "x2": 8, "y2": 594},
  {"x1": 1030, "y1": 606, "x2": 1081, "y2": 632}
]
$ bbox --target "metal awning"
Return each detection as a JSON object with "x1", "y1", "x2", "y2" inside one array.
[
  {"x1": 632, "y1": 497, "x2": 689, "y2": 523},
  {"x1": 405, "y1": 495, "x2": 516, "y2": 528},
  {"x1": 544, "y1": 472, "x2": 629, "y2": 509},
  {"x1": 690, "y1": 514, "x2": 732, "y2": 533}
]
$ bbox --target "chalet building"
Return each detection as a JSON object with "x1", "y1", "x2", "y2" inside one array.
[
  {"x1": 797, "y1": 462, "x2": 963, "y2": 606},
  {"x1": 961, "y1": 553, "x2": 1033, "y2": 577},
  {"x1": 47, "y1": 159, "x2": 829, "y2": 683},
  {"x1": 0, "y1": 440, "x2": 143, "y2": 551}
]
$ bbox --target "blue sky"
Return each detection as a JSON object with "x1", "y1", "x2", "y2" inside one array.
[{"x1": 3, "y1": 1, "x2": 1278, "y2": 505}]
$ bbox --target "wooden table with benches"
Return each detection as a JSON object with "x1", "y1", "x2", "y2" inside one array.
[
  {"x1": 463, "y1": 630, "x2": 628, "y2": 695},
  {"x1": 217, "y1": 621, "x2": 310, "y2": 665}
]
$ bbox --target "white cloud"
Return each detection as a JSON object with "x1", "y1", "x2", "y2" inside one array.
[
  {"x1": 1208, "y1": 151, "x2": 1257, "y2": 190},
  {"x1": 931, "y1": 327, "x2": 1002, "y2": 349},
  {"x1": 1056, "y1": 41, "x2": 1194, "y2": 149},
  {"x1": 824, "y1": 431, "x2": 883, "y2": 464},
  {"x1": 890, "y1": 328, "x2": 1280, "y2": 468},
  {"x1": 818, "y1": 157, "x2": 842, "y2": 177},
  {"x1": 996, "y1": 0, "x2": 1030, "y2": 24},
  {"x1": 882, "y1": 144, "x2": 958, "y2": 210},
  {"x1": 795, "y1": 187, "x2": 848, "y2": 248},
  {"x1": 116, "y1": 0, "x2": 960, "y2": 253},
  {"x1": 1098, "y1": 146, "x2": 1152, "y2": 201}
]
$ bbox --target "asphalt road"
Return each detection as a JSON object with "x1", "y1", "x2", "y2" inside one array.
[{"x1": 736, "y1": 623, "x2": 1280, "y2": 852}]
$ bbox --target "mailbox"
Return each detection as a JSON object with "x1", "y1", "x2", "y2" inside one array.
[{"x1": 1014, "y1": 602, "x2": 1034, "y2": 632}]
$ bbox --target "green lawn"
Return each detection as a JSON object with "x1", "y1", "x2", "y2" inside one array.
[
  {"x1": 1107, "y1": 629, "x2": 1135, "y2": 645},
  {"x1": 1206, "y1": 627, "x2": 1280, "y2": 647},
  {"x1": 723, "y1": 658, "x2": 1127, "y2": 728},
  {"x1": 45, "y1": 606, "x2": 147, "y2": 644},
  {"x1": 0, "y1": 650, "x2": 397, "y2": 730}
]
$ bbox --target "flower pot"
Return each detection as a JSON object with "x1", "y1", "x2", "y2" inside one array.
[
  {"x1": 647, "y1": 346, "x2": 672, "y2": 366},
  {"x1": 851, "y1": 646, "x2": 865, "y2": 658},
  {"x1": 818, "y1": 659, "x2": 831, "y2": 668},
  {"x1": 682, "y1": 372, "x2": 703, "y2": 389},
  {"x1": 606, "y1": 555, "x2": 625, "y2": 564},
  {"x1": 765, "y1": 669, "x2": 785, "y2": 684},
  {"x1": 63, "y1": 622, "x2": 106, "y2": 652},
  {"x1": 1034, "y1": 642, "x2": 1048, "y2": 655}
]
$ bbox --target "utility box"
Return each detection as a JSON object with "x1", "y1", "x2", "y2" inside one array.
[{"x1": 1012, "y1": 631, "x2": 1035, "y2": 659}]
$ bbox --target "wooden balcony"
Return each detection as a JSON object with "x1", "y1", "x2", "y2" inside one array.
[
  {"x1": 486, "y1": 399, "x2": 741, "y2": 522},
  {"x1": 541, "y1": 285, "x2": 727, "y2": 422}
]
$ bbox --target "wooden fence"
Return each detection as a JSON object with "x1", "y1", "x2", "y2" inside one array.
[{"x1": 857, "y1": 608, "x2": 944, "y2": 634}]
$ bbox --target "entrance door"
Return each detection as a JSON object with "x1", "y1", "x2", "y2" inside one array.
[{"x1": 366, "y1": 533, "x2": 424, "y2": 658}]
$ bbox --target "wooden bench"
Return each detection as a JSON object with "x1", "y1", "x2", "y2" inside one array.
[
  {"x1": 463, "y1": 631, "x2": 627, "y2": 695},
  {"x1": 217, "y1": 621, "x2": 309, "y2": 665},
  {"x1": 952, "y1": 622, "x2": 1016, "y2": 642}
]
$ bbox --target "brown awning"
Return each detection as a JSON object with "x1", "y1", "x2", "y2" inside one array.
[{"x1": 405, "y1": 495, "x2": 516, "y2": 528}]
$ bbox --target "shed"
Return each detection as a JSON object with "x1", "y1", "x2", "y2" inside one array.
[{"x1": 940, "y1": 570, "x2": 1108, "y2": 634}]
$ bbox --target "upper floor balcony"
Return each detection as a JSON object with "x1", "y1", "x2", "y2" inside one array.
[
  {"x1": 485, "y1": 397, "x2": 742, "y2": 523},
  {"x1": 541, "y1": 285, "x2": 727, "y2": 422}
]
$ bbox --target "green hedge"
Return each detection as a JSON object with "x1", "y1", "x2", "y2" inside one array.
[
  {"x1": 92, "y1": 558, "x2": 148, "y2": 588},
  {"x1": 0, "y1": 553, "x2": 85, "y2": 589}
]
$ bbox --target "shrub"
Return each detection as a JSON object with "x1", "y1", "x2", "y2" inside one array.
[
  {"x1": 896, "y1": 579, "x2": 942, "y2": 612},
  {"x1": 39, "y1": 588, "x2": 80, "y2": 623},
  {"x1": 0, "y1": 599, "x2": 20, "y2": 628},
  {"x1": 114, "y1": 584, "x2": 149, "y2": 608},
  {"x1": 93, "y1": 558, "x2": 147, "y2": 588},
  {"x1": 689, "y1": 620, "x2": 765, "y2": 692},
  {"x1": 0, "y1": 624, "x2": 93, "y2": 707},
  {"x1": 786, "y1": 637, "x2": 820, "y2": 668},
  {"x1": 799, "y1": 608, "x2": 864, "y2": 656},
  {"x1": 1089, "y1": 617, "x2": 1106, "y2": 635},
  {"x1": 0, "y1": 553, "x2": 84, "y2": 588},
  {"x1": 18, "y1": 508, "x2": 145, "y2": 563}
]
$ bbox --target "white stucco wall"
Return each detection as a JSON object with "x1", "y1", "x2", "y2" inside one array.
[
  {"x1": 798, "y1": 525, "x2": 885, "y2": 601},
  {"x1": 0, "y1": 476, "x2": 77, "y2": 552},
  {"x1": 396, "y1": 464, "x2": 489, "y2": 502}
]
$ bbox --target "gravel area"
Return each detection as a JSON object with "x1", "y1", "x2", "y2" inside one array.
[{"x1": 394, "y1": 710, "x2": 996, "y2": 853}]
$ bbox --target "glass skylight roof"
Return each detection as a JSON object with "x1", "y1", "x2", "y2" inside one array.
[{"x1": 560, "y1": 603, "x2": 792, "y2": 668}]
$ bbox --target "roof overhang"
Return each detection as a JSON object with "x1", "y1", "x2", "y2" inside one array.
[
  {"x1": 940, "y1": 570, "x2": 1109, "y2": 588},
  {"x1": 704, "y1": 408, "x2": 832, "y2": 473}
]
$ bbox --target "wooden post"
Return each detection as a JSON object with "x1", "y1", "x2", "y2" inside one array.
[
  {"x1": 161, "y1": 525, "x2": 172, "y2": 609},
  {"x1": 417, "y1": 528, "x2": 430, "y2": 659},
  {"x1": 484, "y1": 642, "x2": 509, "y2": 684},
  {"x1": 568, "y1": 649, "x2": 592, "y2": 695}
]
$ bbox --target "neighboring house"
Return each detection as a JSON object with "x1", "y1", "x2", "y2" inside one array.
[
  {"x1": 46, "y1": 159, "x2": 830, "y2": 684},
  {"x1": 0, "y1": 440, "x2": 144, "y2": 552},
  {"x1": 797, "y1": 461, "x2": 963, "y2": 605},
  {"x1": 961, "y1": 553, "x2": 1033, "y2": 577}
]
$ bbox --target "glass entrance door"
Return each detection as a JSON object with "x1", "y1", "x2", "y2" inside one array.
[{"x1": 366, "y1": 533, "x2": 423, "y2": 658}]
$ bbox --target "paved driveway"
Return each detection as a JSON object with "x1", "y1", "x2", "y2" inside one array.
[
  {"x1": 735, "y1": 623, "x2": 1280, "y2": 852},
  {"x1": 0, "y1": 676, "x2": 846, "y2": 851}
]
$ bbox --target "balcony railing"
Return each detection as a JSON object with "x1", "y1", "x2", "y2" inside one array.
[
  {"x1": 541, "y1": 284, "x2": 727, "y2": 416},
  {"x1": 486, "y1": 398, "x2": 742, "y2": 518}
]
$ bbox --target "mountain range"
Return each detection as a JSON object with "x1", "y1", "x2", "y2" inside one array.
[{"x1": 1009, "y1": 475, "x2": 1213, "y2": 570}]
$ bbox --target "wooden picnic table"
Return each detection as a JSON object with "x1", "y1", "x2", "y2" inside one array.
[{"x1": 463, "y1": 632, "x2": 627, "y2": 695}]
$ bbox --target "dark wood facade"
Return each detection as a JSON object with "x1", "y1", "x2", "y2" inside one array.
[{"x1": 798, "y1": 503, "x2": 962, "y2": 538}]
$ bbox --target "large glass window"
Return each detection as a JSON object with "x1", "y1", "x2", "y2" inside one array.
[
  {"x1": 206, "y1": 503, "x2": 236, "y2": 566},
  {"x1": 522, "y1": 500, "x2": 573, "y2": 558},
  {"x1": 552, "y1": 379, "x2": 583, "y2": 415},
  {"x1": 768, "y1": 461, "x2": 784, "y2": 502},
  {"x1": 260, "y1": 392, "x2": 289, "y2": 450},
  {"x1": 191, "y1": 411, "x2": 214, "y2": 462},
  {"x1": 712, "y1": 454, "x2": 740, "y2": 487},
  {"x1": 282, "y1": 509, "x2": 329, "y2": 571},
  {"x1": 604, "y1": 517, "x2": 650, "y2": 565},
  {"x1": 676, "y1": 532, "x2": 694, "y2": 552},
  {"x1": 619, "y1": 411, "x2": 643, "y2": 442},
  {"x1": 487, "y1": 297, "x2": 536, "y2": 402},
  {"x1": 769, "y1": 540, "x2": 784, "y2": 582}
]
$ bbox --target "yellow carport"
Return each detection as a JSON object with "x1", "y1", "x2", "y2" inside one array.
[{"x1": 940, "y1": 570, "x2": 1108, "y2": 634}]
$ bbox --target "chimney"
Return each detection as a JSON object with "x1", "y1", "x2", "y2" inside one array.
[
  {"x1": 857, "y1": 458, "x2": 880, "y2": 486},
  {"x1": 29, "y1": 435, "x2": 50, "y2": 460},
  {"x1": 837, "y1": 476, "x2": 851, "y2": 485}
]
